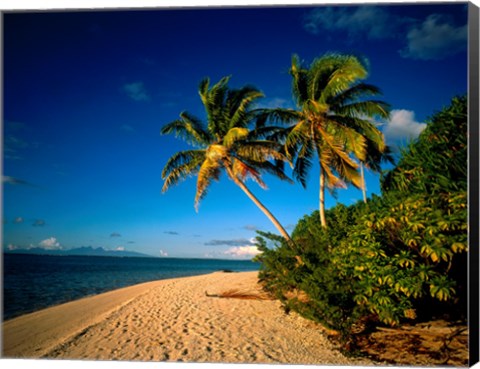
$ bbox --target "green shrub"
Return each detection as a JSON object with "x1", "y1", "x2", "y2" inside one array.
[{"x1": 256, "y1": 96, "x2": 468, "y2": 342}]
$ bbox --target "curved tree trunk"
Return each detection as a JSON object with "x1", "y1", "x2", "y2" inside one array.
[
  {"x1": 360, "y1": 162, "x2": 367, "y2": 203},
  {"x1": 225, "y1": 167, "x2": 293, "y2": 245},
  {"x1": 313, "y1": 125, "x2": 328, "y2": 229},
  {"x1": 319, "y1": 167, "x2": 327, "y2": 228}
]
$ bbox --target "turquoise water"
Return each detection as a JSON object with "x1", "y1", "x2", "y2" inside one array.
[{"x1": 2, "y1": 253, "x2": 260, "y2": 321}]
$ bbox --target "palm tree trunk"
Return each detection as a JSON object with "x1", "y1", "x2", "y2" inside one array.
[
  {"x1": 360, "y1": 162, "x2": 367, "y2": 203},
  {"x1": 313, "y1": 126, "x2": 328, "y2": 229},
  {"x1": 225, "y1": 167, "x2": 293, "y2": 244},
  {"x1": 319, "y1": 167, "x2": 327, "y2": 228}
]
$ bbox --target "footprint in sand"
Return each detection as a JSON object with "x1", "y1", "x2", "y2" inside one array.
[{"x1": 174, "y1": 341, "x2": 183, "y2": 350}]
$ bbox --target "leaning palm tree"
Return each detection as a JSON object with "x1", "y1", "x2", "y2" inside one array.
[
  {"x1": 161, "y1": 76, "x2": 294, "y2": 243},
  {"x1": 258, "y1": 54, "x2": 390, "y2": 228}
]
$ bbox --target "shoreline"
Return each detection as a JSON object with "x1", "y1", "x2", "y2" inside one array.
[
  {"x1": 2, "y1": 271, "x2": 374, "y2": 365},
  {"x1": 3, "y1": 276, "x2": 176, "y2": 358},
  {"x1": 3, "y1": 253, "x2": 259, "y2": 321}
]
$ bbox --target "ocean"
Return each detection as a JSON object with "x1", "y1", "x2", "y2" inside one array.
[{"x1": 2, "y1": 253, "x2": 260, "y2": 321}]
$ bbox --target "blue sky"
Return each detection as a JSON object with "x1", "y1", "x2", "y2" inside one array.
[{"x1": 2, "y1": 2, "x2": 469, "y2": 259}]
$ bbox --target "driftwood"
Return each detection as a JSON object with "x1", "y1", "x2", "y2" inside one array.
[{"x1": 205, "y1": 289, "x2": 273, "y2": 300}]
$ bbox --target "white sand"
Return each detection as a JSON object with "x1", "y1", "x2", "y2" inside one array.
[{"x1": 2, "y1": 271, "x2": 375, "y2": 365}]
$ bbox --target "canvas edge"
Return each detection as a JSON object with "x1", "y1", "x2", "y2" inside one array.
[{"x1": 468, "y1": 1, "x2": 480, "y2": 367}]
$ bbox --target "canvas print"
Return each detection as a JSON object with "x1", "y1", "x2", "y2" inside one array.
[{"x1": 2, "y1": 1, "x2": 478, "y2": 367}]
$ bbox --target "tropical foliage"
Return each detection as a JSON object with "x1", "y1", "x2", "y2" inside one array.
[
  {"x1": 257, "y1": 54, "x2": 391, "y2": 227},
  {"x1": 255, "y1": 96, "x2": 468, "y2": 343},
  {"x1": 159, "y1": 54, "x2": 468, "y2": 351},
  {"x1": 161, "y1": 76, "x2": 294, "y2": 242}
]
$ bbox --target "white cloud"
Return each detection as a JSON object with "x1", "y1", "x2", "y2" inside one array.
[
  {"x1": 14, "y1": 217, "x2": 24, "y2": 224},
  {"x1": 224, "y1": 245, "x2": 261, "y2": 258},
  {"x1": 115, "y1": 246, "x2": 125, "y2": 251},
  {"x1": 7, "y1": 244, "x2": 21, "y2": 251},
  {"x1": 400, "y1": 14, "x2": 467, "y2": 60},
  {"x1": 159, "y1": 249, "x2": 168, "y2": 257},
  {"x1": 3, "y1": 176, "x2": 32, "y2": 186},
  {"x1": 223, "y1": 238, "x2": 261, "y2": 258},
  {"x1": 39, "y1": 237, "x2": 62, "y2": 250},
  {"x1": 205, "y1": 238, "x2": 256, "y2": 247},
  {"x1": 122, "y1": 82, "x2": 150, "y2": 101},
  {"x1": 304, "y1": 6, "x2": 400, "y2": 40},
  {"x1": 383, "y1": 110, "x2": 426, "y2": 143},
  {"x1": 304, "y1": 7, "x2": 467, "y2": 61}
]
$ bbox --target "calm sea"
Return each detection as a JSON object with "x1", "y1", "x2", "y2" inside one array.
[{"x1": 2, "y1": 253, "x2": 260, "y2": 321}]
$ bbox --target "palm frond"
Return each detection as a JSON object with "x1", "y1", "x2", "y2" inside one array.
[
  {"x1": 320, "y1": 156, "x2": 346, "y2": 189},
  {"x1": 328, "y1": 83, "x2": 384, "y2": 106},
  {"x1": 228, "y1": 87, "x2": 264, "y2": 130},
  {"x1": 254, "y1": 108, "x2": 301, "y2": 128},
  {"x1": 290, "y1": 54, "x2": 310, "y2": 106},
  {"x1": 247, "y1": 125, "x2": 288, "y2": 141},
  {"x1": 161, "y1": 114, "x2": 211, "y2": 147},
  {"x1": 292, "y1": 140, "x2": 315, "y2": 188},
  {"x1": 162, "y1": 150, "x2": 206, "y2": 192},
  {"x1": 265, "y1": 125, "x2": 296, "y2": 144},
  {"x1": 326, "y1": 118, "x2": 367, "y2": 162},
  {"x1": 195, "y1": 158, "x2": 222, "y2": 211},
  {"x1": 241, "y1": 157, "x2": 294, "y2": 184},
  {"x1": 199, "y1": 76, "x2": 231, "y2": 138},
  {"x1": 198, "y1": 77, "x2": 210, "y2": 101},
  {"x1": 285, "y1": 119, "x2": 310, "y2": 159},
  {"x1": 223, "y1": 127, "x2": 249, "y2": 148},
  {"x1": 236, "y1": 140, "x2": 289, "y2": 164},
  {"x1": 330, "y1": 152, "x2": 362, "y2": 189},
  {"x1": 231, "y1": 158, "x2": 267, "y2": 189},
  {"x1": 317, "y1": 124, "x2": 363, "y2": 190},
  {"x1": 330, "y1": 115, "x2": 386, "y2": 153},
  {"x1": 316, "y1": 125, "x2": 359, "y2": 176},
  {"x1": 205, "y1": 288, "x2": 273, "y2": 300},
  {"x1": 310, "y1": 54, "x2": 368, "y2": 103},
  {"x1": 364, "y1": 142, "x2": 395, "y2": 171},
  {"x1": 336, "y1": 100, "x2": 390, "y2": 120},
  {"x1": 309, "y1": 56, "x2": 339, "y2": 101}
]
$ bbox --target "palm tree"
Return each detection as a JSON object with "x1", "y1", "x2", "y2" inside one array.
[
  {"x1": 258, "y1": 54, "x2": 390, "y2": 228},
  {"x1": 359, "y1": 143, "x2": 395, "y2": 203},
  {"x1": 161, "y1": 76, "x2": 294, "y2": 243}
]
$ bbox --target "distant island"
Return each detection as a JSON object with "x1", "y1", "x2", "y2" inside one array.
[{"x1": 4, "y1": 246, "x2": 152, "y2": 258}]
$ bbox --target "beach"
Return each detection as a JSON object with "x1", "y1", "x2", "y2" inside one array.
[{"x1": 2, "y1": 271, "x2": 374, "y2": 365}]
